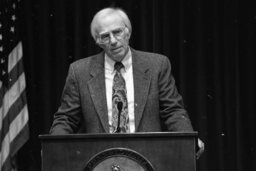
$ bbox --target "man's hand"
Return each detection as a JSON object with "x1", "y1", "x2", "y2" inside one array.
[{"x1": 196, "y1": 138, "x2": 205, "y2": 159}]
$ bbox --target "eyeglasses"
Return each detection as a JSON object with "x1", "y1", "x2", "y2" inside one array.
[{"x1": 96, "y1": 27, "x2": 126, "y2": 44}]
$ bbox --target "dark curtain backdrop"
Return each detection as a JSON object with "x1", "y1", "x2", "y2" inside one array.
[{"x1": 16, "y1": 0, "x2": 255, "y2": 170}]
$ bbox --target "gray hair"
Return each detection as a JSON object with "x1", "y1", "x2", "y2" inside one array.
[{"x1": 90, "y1": 7, "x2": 132, "y2": 41}]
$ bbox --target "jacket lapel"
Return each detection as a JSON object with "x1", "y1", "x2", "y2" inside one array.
[
  {"x1": 132, "y1": 50, "x2": 151, "y2": 131},
  {"x1": 88, "y1": 53, "x2": 109, "y2": 133}
]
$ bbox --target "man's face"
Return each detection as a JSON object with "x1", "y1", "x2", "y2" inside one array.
[{"x1": 96, "y1": 14, "x2": 130, "y2": 62}]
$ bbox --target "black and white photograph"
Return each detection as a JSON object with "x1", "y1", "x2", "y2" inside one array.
[{"x1": 0, "y1": 0, "x2": 255, "y2": 170}]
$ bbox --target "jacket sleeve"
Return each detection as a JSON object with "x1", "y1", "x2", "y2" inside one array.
[
  {"x1": 159, "y1": 56, "x2": 194, "y2": 131},
  {"x1": 50, "y1": 64, "x2": 82, "y2": 134}
]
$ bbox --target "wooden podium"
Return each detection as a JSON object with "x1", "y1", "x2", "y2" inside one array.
[{"x1": 39, "y1": 132, "x2": 197, "y2": 171}]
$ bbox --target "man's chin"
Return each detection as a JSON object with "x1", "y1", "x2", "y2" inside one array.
[
  {"x1": 109, "y1": 52, "x2": 125, "y2": 61},
  {"x1": 110, "y1": 47, "x2": 123, "y2": 54}
]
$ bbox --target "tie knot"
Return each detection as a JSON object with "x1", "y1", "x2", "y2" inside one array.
[{"x1": 114, "y1": 62, "x2": 124, "y2": 72}]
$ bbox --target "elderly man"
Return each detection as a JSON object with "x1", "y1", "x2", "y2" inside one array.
[{"x1": 50, "y1": 7, "x2": 204, "y2": 158}]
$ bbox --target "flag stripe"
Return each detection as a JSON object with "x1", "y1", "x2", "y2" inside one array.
[
  {"x1": 1, "y1": 122, "x2": 29, "y2": 171},
  {"x1": 8, "y1": 42, "x2": 23, "y2": 73},
  {"x1": 9, "y1": 105, "x2": 29, "y2": 148},
  {"x1": 0, "y1": 54, "x2": 26, "y2": 143},
  {"x1": 0, "y1": 73, "x2": 26, "y2": 125},
  {"x1": 0, "y1": 155, "x2": 11, "y2": 171},
  {"x1": 0, "y1": 83, "x2": 6, "y2": 108},
  {"x1": 0, "y1": 105, "x2": 28, "y2": 167},
  {"x1": 0, "y1": 54, "x2": 24, "y2": 108},
  {"x1": 10, "y1": 122, "x2": 29, "y2": 156},
  {"x1": 8, "y1": 52, "x2": 25, "y2": 88},
  {"x1": 0, "y1": 89, "x2": 27, "y2": 148}
]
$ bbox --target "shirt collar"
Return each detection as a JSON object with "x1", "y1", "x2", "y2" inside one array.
[{"x1": 105, "y1": 48, "x2": 132, "y2": 73}]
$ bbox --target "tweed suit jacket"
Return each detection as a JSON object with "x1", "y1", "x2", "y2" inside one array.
[{"x1": 50, "y1": 48, "x2": 193, "y2": 134}]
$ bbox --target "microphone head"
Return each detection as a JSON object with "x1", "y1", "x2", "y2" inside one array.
[{"x1": 117, "y1": 102, "x2": 123, "y2": 111}]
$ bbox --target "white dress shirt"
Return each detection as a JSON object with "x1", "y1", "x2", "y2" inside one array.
[{"x1": 105, "y1": 49, "x2": 135, "y2": 133}]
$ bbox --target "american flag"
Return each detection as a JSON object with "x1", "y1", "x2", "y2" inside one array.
[{"x1": 0, "y1": 0, "x2": 29, "y2": 170}]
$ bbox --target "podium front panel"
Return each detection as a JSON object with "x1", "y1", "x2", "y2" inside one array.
[{"x1": 40, "y1": 132, "x2": 197, "y2": 171}]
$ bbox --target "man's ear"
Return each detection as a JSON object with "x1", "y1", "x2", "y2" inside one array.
[
  {"x1": 94, "y1": 37, "x2": 104, "y2": 49},
  {"x1": 125, "y1": 28, "x2": 131, "y2": 40}
]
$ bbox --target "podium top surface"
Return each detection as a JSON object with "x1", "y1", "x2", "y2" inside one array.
[{"x1": 39, "y1": 132, "x2": 198, "y2": 140}]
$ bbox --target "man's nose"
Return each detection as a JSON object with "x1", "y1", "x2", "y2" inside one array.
[{"x1": 109, "y1": 33, "x2": 117, "y2": 45}]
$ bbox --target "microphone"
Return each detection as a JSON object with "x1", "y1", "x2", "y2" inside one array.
[{"x1": 115, "y1": 101, "x2": 123, "y2": 133}]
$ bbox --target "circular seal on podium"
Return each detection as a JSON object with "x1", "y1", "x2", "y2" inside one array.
[{"x1": 83, "y1": 148, "x2": 155, "y2": 171}]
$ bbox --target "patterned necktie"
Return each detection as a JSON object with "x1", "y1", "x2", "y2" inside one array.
[{"x1": 111, "y1": 62, "x2": 129, "y2": 133}]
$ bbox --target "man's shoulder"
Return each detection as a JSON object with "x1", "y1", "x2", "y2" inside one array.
[
  {"x1": 132, "y1": 49, "x2": 167, "y2": 59},
  {"x1": 132, "y1": 49, "x2": 169, "y2": 64},
  {"x1": 70, "y1": 52, "x2": 103, "y2": 68}
]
